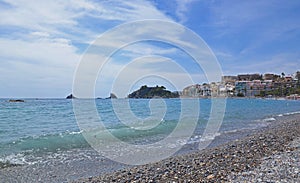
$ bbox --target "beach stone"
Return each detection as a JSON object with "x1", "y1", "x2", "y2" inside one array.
[{"x1": 207, "y1": 174, "x2": 214, "y2": 179}]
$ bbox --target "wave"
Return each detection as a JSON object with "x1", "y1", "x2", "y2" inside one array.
[
  {"x1": 275, "y1": 111, "x2": 300, "y2": 118},
  {"x1": 257, "y1": 111, "x2": 300, "y2": 124},
  {"x1": 1, "y1": 130, "x2": 88, "y2": 156},
  {"x1": 0, "y1": 119, "x2": 180, "y2": 156},
  {"x1": 199, "y1": 132, "x2": 221, "y2": 142},
  {"x1": 0, "y1": 153, "x2": 29, "y2": 166},
  {"x1": 0, "y1": 130, "x2": 90, "y2": 166},
  {"x1": 283, "y1": 111, "x2": 300, "y2": 116},
  {"x1": 262, "y1": 117, "x2": 276, "y2": 122}
]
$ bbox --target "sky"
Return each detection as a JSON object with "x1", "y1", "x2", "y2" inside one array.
[{"x1": 0, "y1": 0, "x2": 299, "y2": 98}]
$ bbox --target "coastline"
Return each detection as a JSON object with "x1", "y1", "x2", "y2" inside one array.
[
  {"x1": 0, "y1": 110, "x2": 299, "y2": 182},
  {"x1": 74, "y1": 114, "x2": 300, "y2": 182}
]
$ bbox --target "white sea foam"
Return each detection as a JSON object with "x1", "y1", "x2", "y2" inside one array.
[
  {"x1": 263, "y1": 117, "x2": 276, "y2": 122},
  {"x1": 69, "y1": 130, "x2": 83, "y2": 135},
  {"x1": 223, "y1": 129, "x2": 239, "y2": 134},
  {"x1": 0, "y1": 153, "x2": 33, "y2": 165},
  {"x1": 283, "y1": 111, "x2": 300, "y2": 116},
  {"x1": 199, "y1": 132, "x2": 221, "y2": 142}
]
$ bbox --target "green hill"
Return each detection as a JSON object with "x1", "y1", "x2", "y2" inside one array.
[{"x1": 128, "y1": 85, "x2": 179, "y2": 98}]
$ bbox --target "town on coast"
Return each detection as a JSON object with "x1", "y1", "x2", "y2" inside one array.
[{"x1": 181, "y1": 71, "x2": 300, "y2": 99}]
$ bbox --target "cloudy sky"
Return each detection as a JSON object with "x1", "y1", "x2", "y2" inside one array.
[{"x1": 0, "y1": 0, "x2": 299, "y2": 98}]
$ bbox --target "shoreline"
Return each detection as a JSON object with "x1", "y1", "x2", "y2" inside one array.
[
  {"x1": 74, "y1": 114, "x2": 300, "y2": 182},
  {"x1": 0, "y1": 112, "x2": 299, "y2": 182}
]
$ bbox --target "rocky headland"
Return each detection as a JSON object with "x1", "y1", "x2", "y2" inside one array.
[{"x1": 128, "y1": 85, "x2": 179, "y2": 99}]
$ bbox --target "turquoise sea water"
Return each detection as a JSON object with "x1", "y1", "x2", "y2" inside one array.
[{"x1": 0, "y1": 98, "x2": 300, "y2": 166}]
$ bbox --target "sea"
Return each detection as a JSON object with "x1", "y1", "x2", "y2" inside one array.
[{"x1": 0, "y1": 98, "x2": 300, "y2": 181}]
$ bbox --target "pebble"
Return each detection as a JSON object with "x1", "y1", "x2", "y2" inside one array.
[
  {"x1": 73, "y1": 117, "x2": 300, "y2": 183},
  {"x1": 207, "y1": 174, "x2": 214, "y2": 179}
]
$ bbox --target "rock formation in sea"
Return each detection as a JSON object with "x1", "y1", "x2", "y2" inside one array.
[
  {"x1": 109, "y1": 93, "x2": 118, "y2": 99},
  {"x1": 8, "y1": 99, "x2": 25, "y2": 102},
  {"x1": 128, "y1": 85, "x2": 179, "y2": 98},
  {"x1": 66, "y1": 94, "x2": 77, "y2": 99},
  {"x1": 103, "y1": 93, "x2": 118, "y2": 99}
]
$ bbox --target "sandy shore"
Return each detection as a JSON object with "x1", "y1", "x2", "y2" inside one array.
[{"x1": 74, "y1": 114, "x2": 300, "y2": 183}]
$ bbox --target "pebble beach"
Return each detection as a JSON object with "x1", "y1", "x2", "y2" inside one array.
[
  {"x1": 75, "y1": 114, "x2": 300, "y2": 183},
  {"x1": 1, "y1": 110, "x2": 299, "y2": 182}
]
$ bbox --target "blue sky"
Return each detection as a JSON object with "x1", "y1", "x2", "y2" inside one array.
[{"x1": 0, "y1": 0, "x2": 299, "y2": 98}]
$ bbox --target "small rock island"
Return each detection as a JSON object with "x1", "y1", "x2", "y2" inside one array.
[
  {"x1": 108, "y1": 93, "x2": 118, "y2": 99},
  {"x1": 128, "y1": 85, "x2": 179, "y2": 98},
  {"x1": 8, "y1": 99, "x2": 25, "y2": 102},
  {"x1": 66, "y1": 94, "x2": 77, "y2": 99}
]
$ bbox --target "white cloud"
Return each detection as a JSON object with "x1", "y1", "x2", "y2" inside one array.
[
  {"x1": 0, "y1": 0, "x2": 173, "y2": 40},
  {"x1": 93, "y1": 0, "x2": 172, "y2": 21},
  {"x1": 215, "y1": 51, "x2": 233, "y2": 60},
  {"x1": 0, "y1": 37, "x2": 78, "y2": 67},
  {"x1": 1, "y1": 0, "x2": 79, "y2": 32},
  {"x1": 175, "y1": 0, "x2": 197, "y2": 23},
  {"x1": 0, "y1": 0, "x2": 221, "y2": 98},
  {"x1": 0, "y1": 36, "x2": 79, "y2": 97},
  {"x1": 0, "y1": 0, "x2": 178, "y2": 97},
  {"x1": 90, "y1": 20, "x2": 201, "y2": 57}
]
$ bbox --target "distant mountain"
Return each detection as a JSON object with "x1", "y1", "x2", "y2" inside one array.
[{"x1": 128, "y1": 85, "x2": 179, "y2": 98}]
